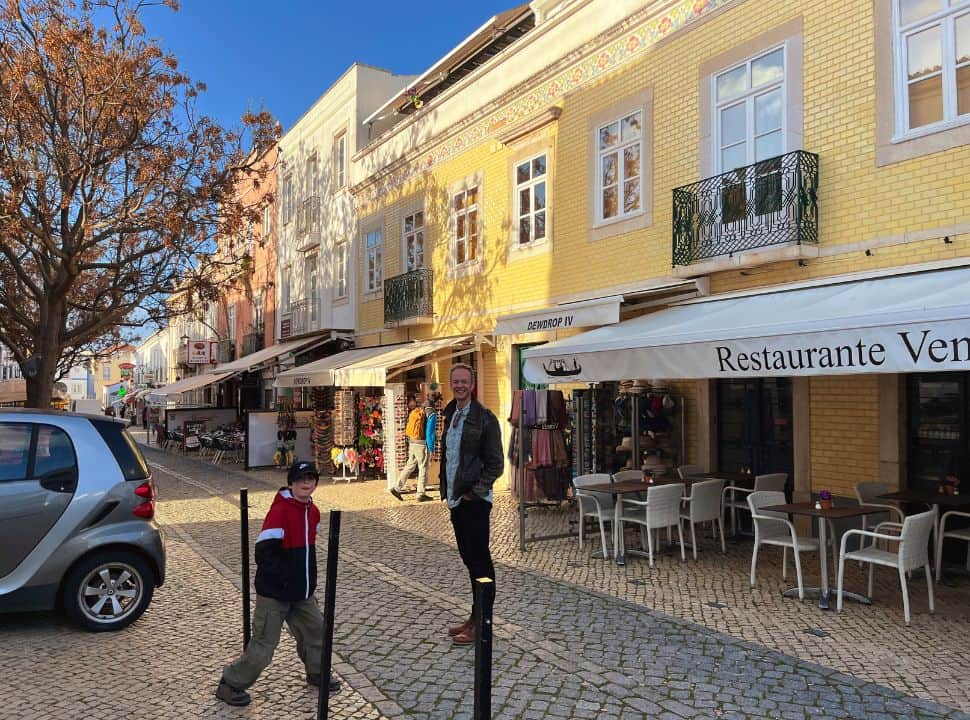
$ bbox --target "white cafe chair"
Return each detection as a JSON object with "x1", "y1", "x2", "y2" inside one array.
[
  {"x1": 935, "y1": 510, "x2": 970, "y2": 583},
  {"x1": 748, "y1": 490, "x2": 819, "y2": 600},
  {"x1": 681, "y1": 478, "x2": 727, "y2": 559},
  {"x1": 617, "y1": 483, "x2": 686, "y2": 567},
  {"x1": 573, "y1": 473, "x2": 615, "y2": 559},
  {"x1": 723, "y1": 473, "x2": 787, "y2": 536},
  {"x1": 837, "y1": 508, "x2": 936, "y2": 624}
]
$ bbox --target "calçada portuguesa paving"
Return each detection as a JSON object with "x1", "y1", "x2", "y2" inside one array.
[{"x1": 1, "y1": 433, "x2": 968, "y2": 720}]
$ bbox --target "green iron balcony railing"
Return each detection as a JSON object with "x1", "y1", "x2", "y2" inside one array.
[
  {"x1": 242, "y1": 326, "x2": 265, "y2": 356},
  {"x1": 384, "y1": 268, "x2": 433, "y2": 326},
  {"x1": 672, "y1": 150, "x2": 819, "y2": 266}
]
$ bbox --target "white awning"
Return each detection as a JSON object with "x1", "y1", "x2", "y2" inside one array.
[
  {"x1": 494, "y1": 296, "x2": 623, "y2": 335},
  {"x1": 274, "y1": 345, "x2": 410, "y2": 389},
  {"x1": 145, "y1": 372, "x2": 232, "y2": 403},
  {"x1": 212, "y1": 335, "x2": 328, "y2": 374},
  {"x1": 523, "y1": 266, "x2": 970, "y2": 383},
  {"x1": 274, "y1": 336, "x2": 476, "y2": 388},
  {"x1": 333, "y1": 336, "x2": 475, "y2": 387}
]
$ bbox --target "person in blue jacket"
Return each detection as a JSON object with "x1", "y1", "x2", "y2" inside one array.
[{"x1": 424, "y1": 400, "x2": 438, "y2": 454}]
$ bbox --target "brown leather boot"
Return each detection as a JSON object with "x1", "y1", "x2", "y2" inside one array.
[
  {"x1": 451, "y1": 624, "x2": 475, "y2": 645},
  {"x1": 447, "y1": 617, "x2": 473, "y2": 637}
]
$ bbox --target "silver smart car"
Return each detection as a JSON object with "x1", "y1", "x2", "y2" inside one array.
[{"x1": 0, "y1": 410, "x2": 165, "y2": 631}]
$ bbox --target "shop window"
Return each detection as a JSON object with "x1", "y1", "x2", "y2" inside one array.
[
  {"x1": 907, "y1": 372, "x2": 968, "y2": 490},
  {"x1": 894, "y1": 0, "x2": 970, "y2": 135},
  {"x1": 716, "y1": 378, "x2": 793, "y2": 483}
]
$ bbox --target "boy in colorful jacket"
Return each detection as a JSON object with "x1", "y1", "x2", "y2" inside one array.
[{"x1": 216, "y1": 461, "x2": 341, "y2": 706}]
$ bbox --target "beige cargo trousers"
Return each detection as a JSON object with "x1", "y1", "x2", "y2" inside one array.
[{"x1": 222, "y1": 594, "x2": 323, "y2": 688}]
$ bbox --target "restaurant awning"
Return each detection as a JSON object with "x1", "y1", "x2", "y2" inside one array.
[
  {"x1": 213, "y1": 335, "x2": 332, "y2": 374},
  {"x1": 274, "y1": 336, "x2": 477, "y2": 388},
  {"x1": 523, "y1": 265, "x2": 970, "y2": 383},
  {"x1": 145, "y1": 372, "x2": 234, "y2": 404},
  {"x1": 494, "y1": 296, "x2": 623, "y2": 335}
]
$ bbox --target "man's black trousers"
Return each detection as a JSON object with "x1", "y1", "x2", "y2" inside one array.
[{"x1": 450, "y1": 498, "x2": 495, "y2": 615}]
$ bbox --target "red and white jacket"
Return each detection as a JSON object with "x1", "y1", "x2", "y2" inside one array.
[{"x1": 254, "y1": 488, "x2": 321, "y2": 601}]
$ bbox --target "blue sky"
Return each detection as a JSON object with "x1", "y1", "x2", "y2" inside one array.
[{"x1": 143, "y1": 0, "x2": 520, "y2": 133}]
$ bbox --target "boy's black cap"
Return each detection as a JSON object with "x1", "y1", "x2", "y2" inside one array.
[{"x1": 287, "y1": 461, "x2": 319, "y2": 485}]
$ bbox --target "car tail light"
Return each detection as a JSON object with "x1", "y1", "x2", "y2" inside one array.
[
  {"x1": 132, "y1": 501, "x2": 155, "y2": 519},
  {"x1": 133, "y1": 480, "x2": 155, "y2": 519}
]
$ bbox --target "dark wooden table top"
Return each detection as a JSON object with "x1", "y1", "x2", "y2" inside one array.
[
  {"x1": 582, "y1": 480, "x2": 684, "y2": 495},
  {"x1": 878, "y1": 489, "x2": 970, "y2": 507},
  {"x1": 687, "y1": 471, "x2": 756, "y2": 485},
  {"x1": 762, "y1": 502, "x2": 890, "y2": 519}
]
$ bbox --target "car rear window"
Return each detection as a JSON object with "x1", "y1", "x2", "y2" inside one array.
[{"x1": 91, "y1": 420, "x2": 150, "y2": 481}]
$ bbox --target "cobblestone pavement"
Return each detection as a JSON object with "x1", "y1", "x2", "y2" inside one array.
[{"x1": 2, "y1": 435, "x2": 968, "y2": 720}]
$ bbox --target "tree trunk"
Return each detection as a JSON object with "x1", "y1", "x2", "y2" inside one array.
[{"x1": 25, "y1": 354, "x2": 57, "y2": 409}]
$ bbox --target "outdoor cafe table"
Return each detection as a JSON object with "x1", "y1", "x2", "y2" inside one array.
[
  {"x1": 582, "y1": 480, "x2": 659, "y2": 566},
  {"x1": 761, "y1": 502, "x2": 889, "y2": 610},
  {"x1": 878, "y1": 489, "x2": 970, "y2": 578}
]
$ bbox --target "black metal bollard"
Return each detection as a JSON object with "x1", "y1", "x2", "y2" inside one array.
[
  {"x1": 316, "y1": 510, "x2": 342, "y2": 720},
  {"x1": 240, "y1": 488, "x2": 251, "y2": 649},
  {"x1": 473, "y1": 577, "x2": 495, "y2": 720}
]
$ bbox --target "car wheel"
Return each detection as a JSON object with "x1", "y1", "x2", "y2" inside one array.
[{"x1": 64, "y1": 550, "x2": 155, "y2": 632}]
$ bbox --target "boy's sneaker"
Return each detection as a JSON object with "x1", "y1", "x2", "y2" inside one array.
[
  {"x1": 216, "y1": 679, "x2": 251, "y2": 706},
  {"x1": 306, "y1": 673, "x2": 342, "y2": 693}
]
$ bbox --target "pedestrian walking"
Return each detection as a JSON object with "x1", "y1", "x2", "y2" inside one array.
[
  {"x1": 215, "y1": 461, "x2": 341, "y2": 707},
  {"x1": 439, "y1": 363, "x2": 503, "y2": 646},
  {"x1": 390, "y1": 396, "x2": 433, "y2": 502},
  {"x1": 141, "y1": 405, "x2": 148, "y2": 429}
]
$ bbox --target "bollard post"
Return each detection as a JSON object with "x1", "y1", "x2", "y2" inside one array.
[
  {"x1": 316, "y1": 510, "x2": 342, "y2": 720},
  {"x1": 239, "y1": 488, "x2": 251, "y2": 649},
  {"x1": 473, "y1": 577, "x2": 495, "y2": 720}
]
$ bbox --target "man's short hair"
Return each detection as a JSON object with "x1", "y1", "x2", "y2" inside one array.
[{"x1": 450, "y1": 362, "x2": 476, "y2": 384}]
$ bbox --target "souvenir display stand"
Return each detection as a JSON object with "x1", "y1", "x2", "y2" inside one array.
[
  {"x1": 310, "y1": 387, "x2": 335, "y2": 475},
  {"x1": 330, "y1": 389, "x2": 358, "y2": 482},
  {"x1": 245, "y1": 407, "x2": 313, "y2": 469}
]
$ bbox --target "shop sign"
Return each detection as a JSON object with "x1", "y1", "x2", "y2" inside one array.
[
  {"x1": 524, "y1": 320, "x2": 970, "y2": 383},
  {"x1": 494, "y1": 296, "x2": 621, "y2": 336},
  {"x1": 187, "y1": 340, "x2": 211, "y2": 364}
]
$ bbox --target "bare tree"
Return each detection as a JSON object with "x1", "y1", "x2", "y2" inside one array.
[{"x1": 0, "y1": 0, "x2": 278, "y2": 406}]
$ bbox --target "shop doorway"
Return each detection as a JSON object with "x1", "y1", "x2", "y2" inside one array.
[
  {"x1": 717, "y1": 378, "x2": 793, "y2": 486},
  {"x1": 514, "y1": 343, "x2": 547, "y2": 391},
  {"x1": 907, "y1": 372, "x2": 969, "y2": 491}
]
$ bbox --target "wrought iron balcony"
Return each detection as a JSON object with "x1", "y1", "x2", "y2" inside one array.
[
  {"x1": 384, "y1": 268, "x2": 433, "y2": 327},
  {"x1": 242, "y1": 326, "x2": 265, "y2": 356},
  {"x1": 295, "y1": 196, "x2": 321, "y2": 248},
  {"x1": 216, "y1": 339, "x2": 236, "y2": 363},
  {"x1": 672, "y1": 150, "x2": 819, "y2": 267},
  {"x1": 280, "y1": 297, "x2": 318, "y2": 339}
]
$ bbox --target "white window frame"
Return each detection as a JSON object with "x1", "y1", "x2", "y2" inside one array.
[
  {"x1": 451, "y1": 184, "x2": 481, "y2": 272},
  {"x1": 403, "y1": 208, "x2": 425, "y2": 271},
  {"x1": 594, "y1": 112, "x2": 643, "y2": 225},
  {"x1": 333, "y1": 132, "x2": 346, "y2": 190},
  {"x1": 304, "y1": 252, "x2": 319, "y2": 324},
  {"x1": 712, "y1": 45, "x2": 788, "y2": 174},
  {"x1": 262, "y1": 204, "x2": 271, "y2": 240},
  {"x1": 227, "y1": 304, "x2": 236, "y2": 342},
  {"x1": 334, "y1": 241, "x2": 348, "y2": 299},
  {"x1": 892, "y1": 0, "x2": 970, "y2": 139},
  {"x1": 281, "y1": 265, "x2": 291, "y2": 313},
  {"x1": 513, "y1": 152, "x2": 549, "y2": 248},
  {"x1": 364, "y1": 228, "x2": 383, "y2": 293},
  {"x1": 281, "y1": 174, "x2": 293, "y2": 225}
]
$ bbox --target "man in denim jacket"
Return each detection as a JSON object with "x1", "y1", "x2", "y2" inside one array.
[{"x1": 439, "y1": 362, "x2": 504, "y2": 645}]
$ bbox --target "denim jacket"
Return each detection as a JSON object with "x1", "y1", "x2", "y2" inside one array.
[{"x1": 439, "y1": 399, "x2": 504, "y2": 500}]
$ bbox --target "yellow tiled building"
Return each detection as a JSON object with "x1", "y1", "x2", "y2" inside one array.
[{"x1": 349, "y1": 0, "x2": 970, "y2": 499}]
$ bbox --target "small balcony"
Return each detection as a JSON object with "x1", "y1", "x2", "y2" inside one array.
[
  {"x1": 279, "y1": 297, "x2": 318, "y2": 340},
  {"x1": 216, "y1": 339, "x2": 236, "y2": 363},
  {"x1": 384, "y1": 268, "x2": 433, "y2": 327},
  {"x1": 671, "y1": 150, "x2": 819, "y2": 276},
  {"x1": 242, "y1": 326, "x2": 265, "y2": 356},
  {"x1": 295, "y1": 196, "x2": 321, "y2": 250}
]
